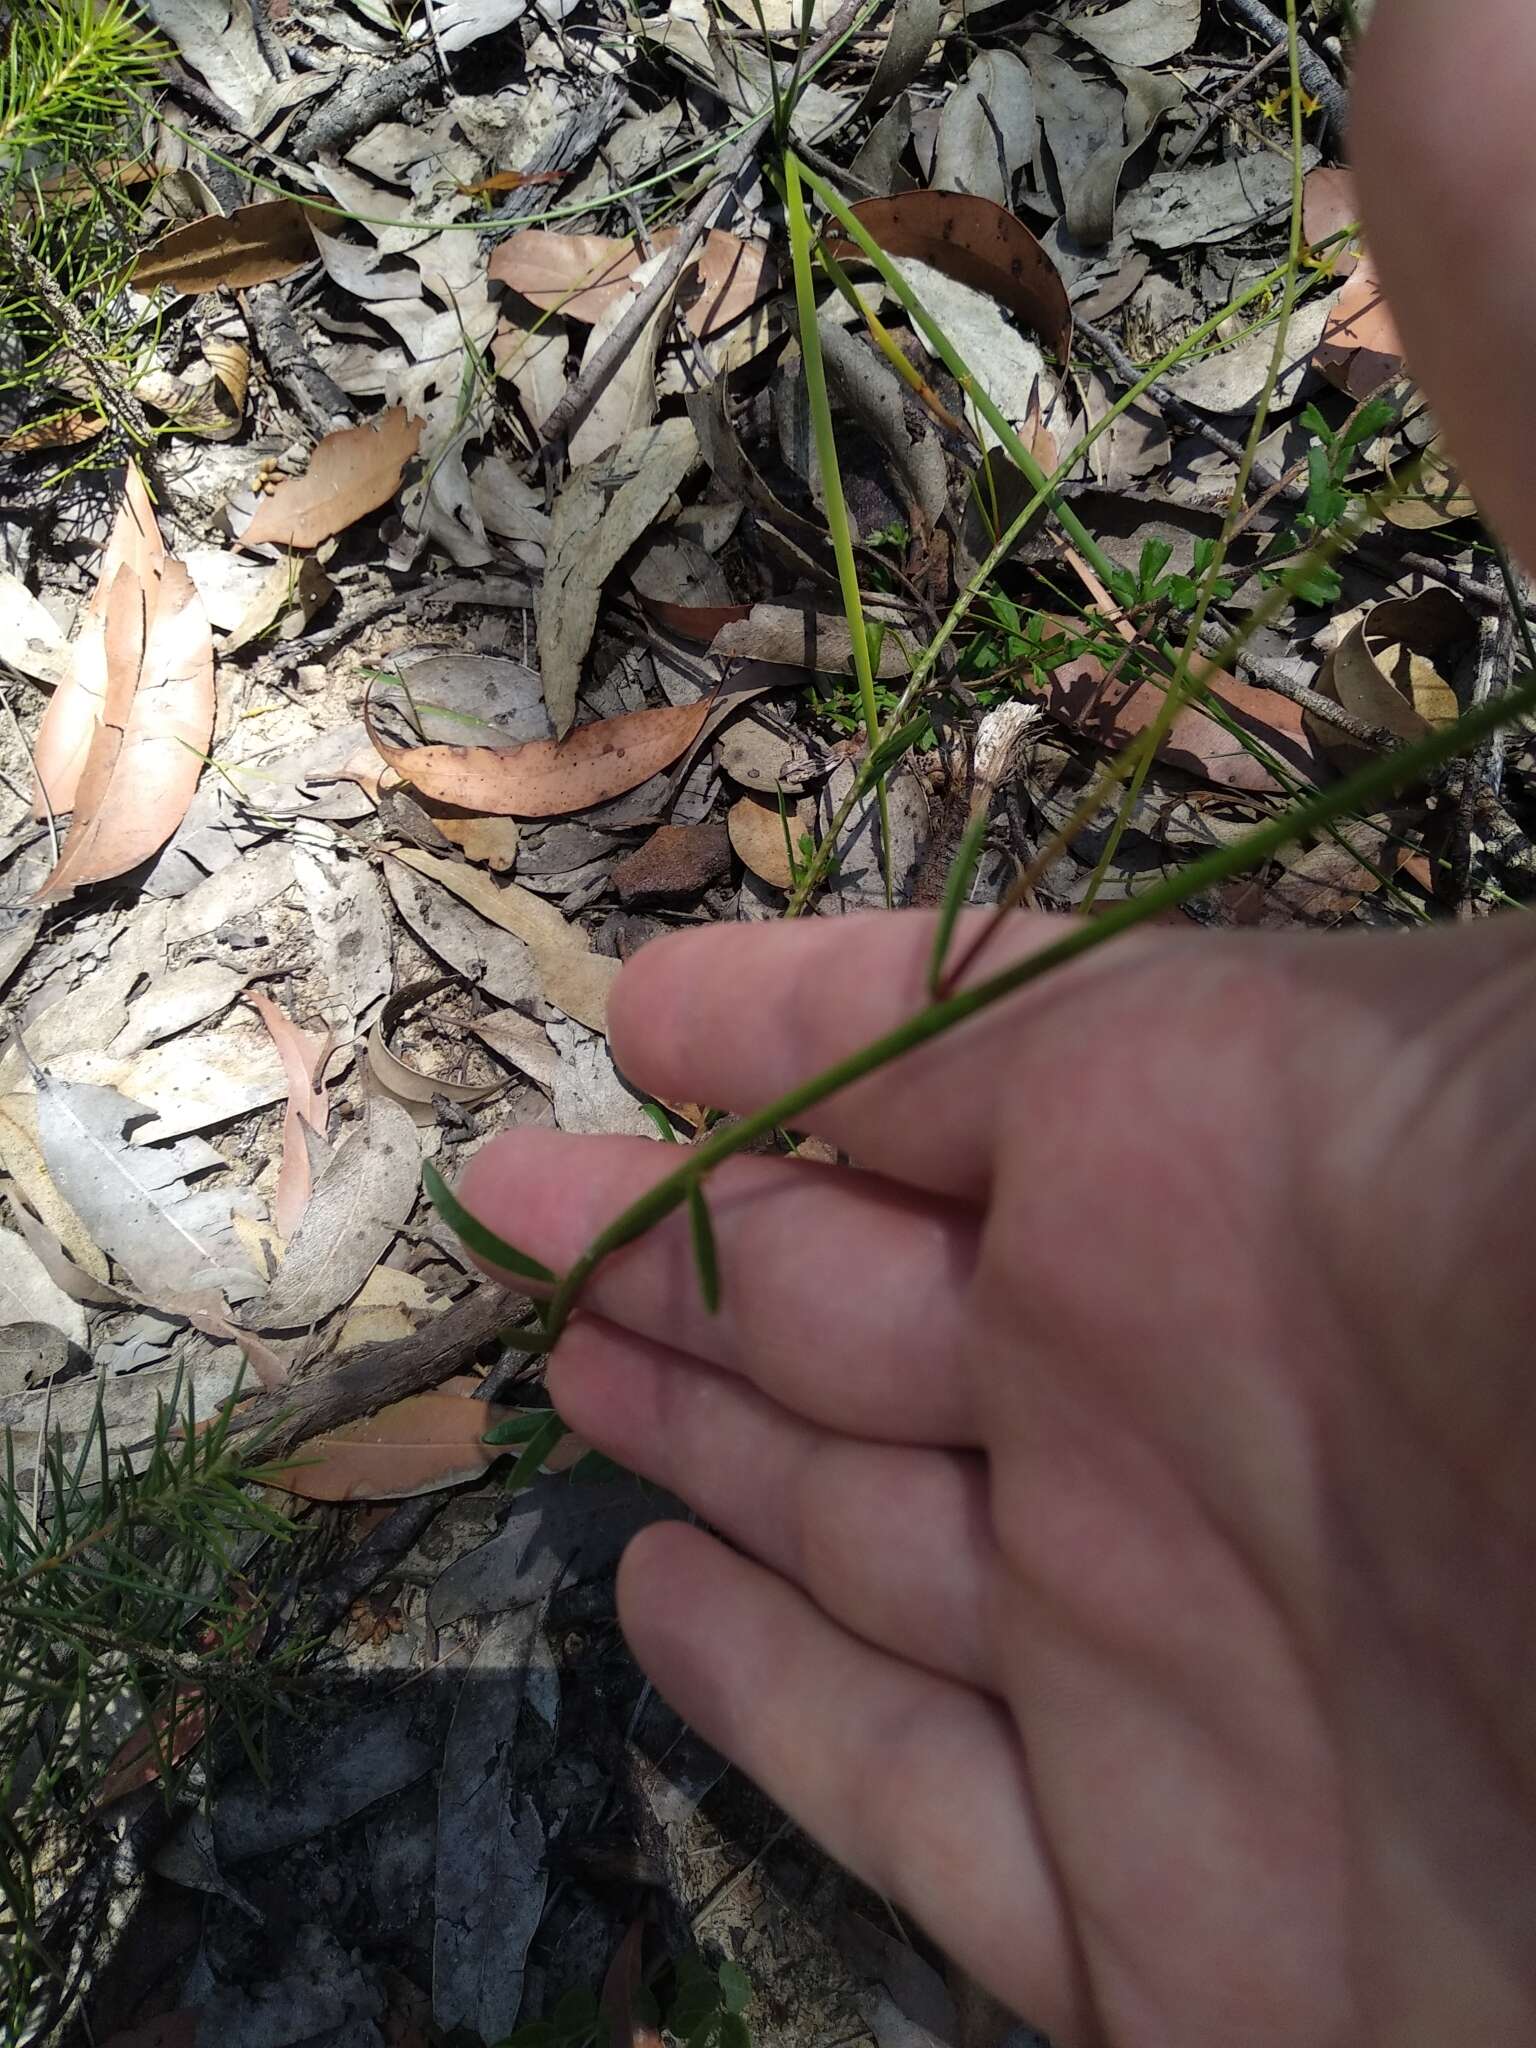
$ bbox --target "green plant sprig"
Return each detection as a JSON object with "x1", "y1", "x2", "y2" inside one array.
[
  {"x1": 431, "y1": 675, "x2": 1536, "y2": 1342},
  {"x1": 778, "y1": 225, "x2": 1343, "y2": 914},
  {"x1": 1081, "y1": 0, "x2": 1308, "y2": 910}
]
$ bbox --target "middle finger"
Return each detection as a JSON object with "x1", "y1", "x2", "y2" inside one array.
[{"x1": 459, "y1": 1126, "x2": 984, "y2": 1444}]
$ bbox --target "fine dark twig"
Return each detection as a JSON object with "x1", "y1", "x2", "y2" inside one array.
[
  {"x1": 219, "y1": 1285, "x2": 532, "y2": 1463},
  {"x1": 1450, "y1": 558, "x2": 1520, "y2": 910},
  {"x1": 1219, "y1": 0, "x2": 1349, "y2": 133}
]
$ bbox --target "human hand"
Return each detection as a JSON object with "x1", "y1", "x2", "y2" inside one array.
[{"x1": 457, "y1": 5, "x2": 1536, "y2": 2042}]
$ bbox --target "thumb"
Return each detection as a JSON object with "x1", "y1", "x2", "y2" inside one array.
[{"x1": 1352, "y1": 0, "x2": 1536, "y2": 573}]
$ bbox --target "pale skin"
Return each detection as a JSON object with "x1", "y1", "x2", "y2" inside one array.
[{"x1": 459, "y1": 4, "x2": 1536, "y2": 2041}]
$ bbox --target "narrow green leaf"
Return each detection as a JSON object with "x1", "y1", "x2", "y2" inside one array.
[
  {"x1": 927, "y1": 807, "x2": 991, "y2": 996},
  {"x1": 500, "y1": 1411, "x2": 568, "y2": 1490},
  {"x1": 422, "y1": 1158, "x2": 557, "y2": 1284},
  {"x1": 717, "y1": 1960, "x2": 752, "y2": 2015},
  {"x1": 640, "y1": 1101, "x2": 681, "y2": 1143},
  {"x1": 689, "y1": 1184, "x2": 721, "y2": 1313},
  {"x1": 483, "y1": 1410, "x2": 559, "y2": 1446}
]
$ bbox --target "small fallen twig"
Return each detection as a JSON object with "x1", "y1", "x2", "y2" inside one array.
[
  {"x1": 1450, "y1": 560, "x2": 1519, "y2": 909},
  {"x1": 223, "y1": 1284, "x2": 529, "y2": 1464},
  {"x1": 241, "y1": 282, "x2": 355, "y2": 438},
  {"x1": 1220, "y1": 0, "x2": 1349, "y2": 135},
  {"x1": 286, "y1": 51, "x2": 439, "y2": 163},
  {"x1": 535, "y1": 0, "x2": 880, "y2": 462}
]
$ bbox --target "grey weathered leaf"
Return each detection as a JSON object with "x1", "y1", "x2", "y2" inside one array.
[
  {"x1": 566, "y1": 251, "x2": 669, "y2": 467},
  {"x1": 434, "y1": 1606, "x2": 551, "y2": 2038},
  {"x1": 293, "y1": 846, "x2": 392, "y2": 1029},
  {"x1": 0, "y1": 569, "x2": 68, "y2": 687},
  {"x1": 0, "y1": 1357, "x2": 244, "y2": 1487},
  {"x1": 0, "y1": 1226, "x2": 88, "y2": 1348},
  {"x1": 816, "y1": 761, "x2": 930, "y2": 913},
  {"x1": 214, "y1": 1704, "x2": 435, "y2": 1862},
  {"x1": 931, "y1": 52, "x2": 1036, "y2": 206},
  {"x1": 538, "y1": 417, "x2": 700, "y2": 735},
  {"x1": 890, "y1": 257, "x2": 1061, "y2": 455},
  {"x1": 1068, "y1": 0, "x2": 1200, "y2": 67},
  {"x1": 245, "y1": 1096, "x2": 419, "y2": 1330},
  {"x1": 431, "y1": 0, "x2": 529, "y2": 50},
  {"x1": 143, "y1": 0, "x2": 276, "y2": 126},
  {"x1": 33, "y1": 1071, "x2": 261, "y2": 1307},
  {"x1": 1158, "y1": 295, "x2": 1330, "y2": 415},
  {"x1": 384, "y1": 858, "x2": 541, "y2": 1007},
  {"x1": 818, "y1": 318, "x2": 948, "y2": 539},
  {"x1": 711, "y1": 603, "x2": 914, "y2": 676},
  {"x1": 391, "y1": 651, "x2": 553, "y2": 744},
  {"x1": 1022, "y1": 34, "x2": 1129, "y2": 243},
  {"x1": 547, "y1": 1018, "x2": 657, "y2": 1137},
  {"x1": 862, "y1": 0, "x2": 943, "y2": 113},
  {"x1": 1118, "y1": 155, "x2": 1294, "y2": 252}
]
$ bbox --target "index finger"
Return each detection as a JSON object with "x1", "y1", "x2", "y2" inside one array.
[{"x1": 608, "y1": 908, "x2": 1171, "y2": 1201}]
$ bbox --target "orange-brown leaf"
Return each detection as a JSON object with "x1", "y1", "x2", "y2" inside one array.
[
  {"x1": 247, "y1": 993, "x2": 332, "y2": 1240},
  {"x1": 1302, "y1": 166, "x2": 1361, "y2": 277},
  {"x1": 96, "y1": 1686, "x2": 207, "y2": 1808},
  {"x1": 35, "y1": 463, "x2": 164, "y2": 815},
  {"x1": 34, "y1": 557, "x2": 215, "y2": 899},
  {"x1": 242, "y1": 408, "x2": 423, "y2": 550},
  {"x1": 489, "y1": 228, "x2": 773, "y2": 337},
  {"x1": 1039, "y1": 629, "x2": 1329, "y2": 794},
  {"x1": 1314, "y1": 227, "x2": 1405, "y2": 399},
  {"x1": 134, "y1": 198, "x2": 317, "y2": 294},
  {"x1": 366, "y1": 693, "x2": 713, "y2": 817},
  {"x1": 263, "y1": 1389, "x2": 520, "y2": 1502},
  {"x1": 828, "y1": 192, "x2": 1073, "y2": 361},
  {"x1": 456, "y1": 168, "x2": 566, "y2": 195},
  {"x1": 638, "y1": 595, "x2": 753, "y2": 643}
]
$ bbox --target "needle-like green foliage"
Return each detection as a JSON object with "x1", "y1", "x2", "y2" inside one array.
[
  {"x1": 0, "y1": 1, "x2": 166, "y2": 461},
  {"x1": 0, "y1": 1376, "x2": 300, "y2": 2037}
]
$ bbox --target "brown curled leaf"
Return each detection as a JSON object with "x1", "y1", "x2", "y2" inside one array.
[
  {"x1": 365, "y1": 687, "x2": 713, "y2": 818},
  {"x1": 828, "y1": 191, "x2": 1073, "y2": 360}
]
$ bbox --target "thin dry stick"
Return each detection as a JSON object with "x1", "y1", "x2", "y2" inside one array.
[
  {"x1": 535, "y1": 0, "x2": 878, "y2": 459},
  {"x1": 1171, "y1": 38, "x2": 1290, "y2": 171},
  {"x1": 1220, "y1": 0, "x2": 1348, "y2": 131}
]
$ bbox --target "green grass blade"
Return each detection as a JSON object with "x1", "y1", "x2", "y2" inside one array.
[
  {"x1": 422, "y1": 1159, "x2": 557, "y2": 1286},
  {"x1": 483, "y1": 1409, "x2": 559, "y2": 1445},
  {"x1": 783, "y1": 150, "x2": 894, "y2": 905},
  {"x1": 640, "y1": 1102, "x2": 681, "y2": 1143},
  {"x1": 927, "y1": 808, "x2": 991, "y2": 996},
  {"x1": 496, "y1": 1411, "x2": 569, "y2": 1489}
]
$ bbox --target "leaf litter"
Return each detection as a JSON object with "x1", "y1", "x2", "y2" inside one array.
[{"x1": 2, "y1": 0, "x2": 1523, "y2": 2035}]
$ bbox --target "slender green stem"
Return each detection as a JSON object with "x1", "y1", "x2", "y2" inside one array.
[
  {"x1": 532, "y1": 676, "x2": 1536, "y2": 1337},
  {"x1": 1083, "y1": 0, "x2": 1308, "y2": 909},
  {"x1": 783, "y1": 247, "x2": 1337, "y2": 913},
  {"x1": 790, "y1": 153, "x2": 1125, "y2": 590},
  {"x1": 784, "y1": 151, "x2": 894, "y2": 903}
]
